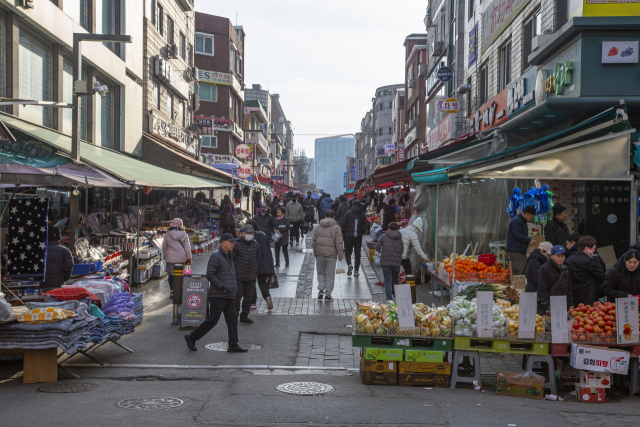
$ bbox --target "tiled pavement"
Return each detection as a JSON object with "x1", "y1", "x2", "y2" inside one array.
[
  {"x1": 253, "y1": 297, "x2": 358, "y2": 316},
  {"x1": 295, "y1": 333, "x2": 360, "y2": 368}
]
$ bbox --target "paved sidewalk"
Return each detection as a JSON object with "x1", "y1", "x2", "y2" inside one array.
[
  {"x1": 253, "y1": 297, "x2": 358, "y2": 316},
  {"x1": 295, "y1": 333, "x2": 360, "y2": 368}
]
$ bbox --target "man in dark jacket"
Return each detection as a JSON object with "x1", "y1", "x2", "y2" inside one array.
[
  {"x1": 42, "y1": 227, "x2": 73, "y2": 291},
  {"x1": 316, "y1": 193, "x2": 326, "y2": 211},
  {"x1": 506, "y1": 205, "x2": 535, "y2": 276},
  {"x1": 302, "y1": 191, "x2": 316, "y2": 229},
  {"x1": 246, "y1": 220, "x2": 274, "y2": 311},
  {"x1": 565, "y1": 233, "x2": 580, "y2": 259},
  {"x1": 319, "y1": 194, "x2": 334, "y2": 219},
  {"x1": 185, "y1": 234, "x2": 247, "y2": 352},
  {"x1": 271, "y1": 196, "x2": 282, "y2": 214},
  {"x1": 544, "y1": 204, "x2": 570, "y2": 247},
  {"x1": 381, "y1": 199, "x2": 396, "y2": 231},
  {"x1": 525, "y1": 241, "x2": 552, "y2": 293},
  {"x1": 537, "y1": 245, "x2": 574, "y2": 314},
  {"x1": 335, "y1": 195, "x2": 351, "y2": 222},
  {"x1": 231, "y1": 224, "x2": 260, "y2": 324},
  {"x1": 566, "y1": 236, "x2": 606, "y2": 306},
  {"x1": 340, "y1": 201, "x2": 367, "y2": 276},
  {"x1": 254, "y1": 205, "x2": 275, "y2": 241}
]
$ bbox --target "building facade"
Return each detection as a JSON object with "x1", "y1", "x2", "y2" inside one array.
[
  {"x1": 403, "y1": 34, "x2": 428, "y2": 159},
  {"x1": 391, "y1": 89, "x2": 406, "y2": 163},
  {"x1": 360, "y1": 110, "x2": 375, "y2": 177},
  {"x1": 270, "y1": 94, "x2": 294, "y2": 186},
  {"x1": 373, "y1": 84, "x2": 404, "y2": 166},
  {"x1": 314, "y1": 134, "x2": 354, "y2": 197}
]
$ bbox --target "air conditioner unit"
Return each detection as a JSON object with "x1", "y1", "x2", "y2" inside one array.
[
  {"x1": 167, "y1": 43, "x2": 178, "y2": 59},
  {"x1": 419, "y1": 64, "x2": 428, "y2": 76},
  {"x1": 191, "y1": 66, "x2": 199, "y2": 80},
  {"x1": 409, "y1": 119, "x2": 416, "y2": 129},
  {"x1": 432, "y1": 41, "x2": 444, "y2": 57},
  {"x1": 192, "y1": 93, "x2": 200, "y2": 111},
  {"x1": 408, "y1": 79, "x2": 415, "y2": 88},
  {"x1": 404, "y1": 123, "x2": 410, "y2": 132}
]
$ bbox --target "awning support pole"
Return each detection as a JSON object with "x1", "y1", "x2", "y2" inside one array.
[
  {"x1": 450, "y1": 182, "x2": 459, "y2": 305},
  {"x1": 632, "y1": 178, "x2": 638, "y2": 246}
]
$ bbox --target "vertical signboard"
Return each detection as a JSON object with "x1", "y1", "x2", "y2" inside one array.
[
  {"x1": 397, "y1": 143, "x2": 405, "y2": 162},
  {"x1": 477, "y1": 291, "x2": 494, "y2": 338},
  {"x1": 395, "y1": 284, "x2": 414, "y2": 328},
  {"x1": 469, "y1": 23, "x2": 478, "y2": 67},
  {"x1": 343, "y1": 172, "x2": 347, "y2": 188},
  {"x1": 518, "y1": 292, "x2": 537, "y2": 339},
  {"x1": 550, "y1": 296, "x2": 568, "y2": 343},
  {"x1": 357, "y1": 159, "x2": 364, "y2": 180},
  {"x1": 181, "y1": 275, "x2": 209, "y2": 329},
  {"x1": 350, "y1": 166, "x2": 356, "y2": 182},
  {"x1": 616, "y1": 297, "x2": 639, "y2": 344}
]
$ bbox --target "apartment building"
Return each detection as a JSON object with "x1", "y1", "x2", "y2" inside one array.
[
  {"x1": 373, "y1": 84, "x2": 404, "y2": 167},
  {"x1": 391, "y1": 89, "x2": 405, "y2": 163},
  {"x1": 403, "y1": 34, "x2": 428, "y2": 159}
]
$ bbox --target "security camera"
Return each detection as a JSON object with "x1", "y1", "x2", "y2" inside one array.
[{"x1": 93, "y1": 81, "x2": 109, "y2": 98}]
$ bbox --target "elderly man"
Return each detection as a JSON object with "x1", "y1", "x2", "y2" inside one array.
[{"x1": 232, "y1": 224, "x2": 260, "y2": 324}]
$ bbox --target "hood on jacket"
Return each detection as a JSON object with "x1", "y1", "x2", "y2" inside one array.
[
  {"x1": 166, "y1": 229, "x2": 186, "y2": 240},
  {"x1": 319, "y1": 218, "x2": 339, "y2": 227},
  {"x1": 322, "y1": 197, "x2": 334, "y2": 204},
  {"x1": 385, "y1": 230, "x2": 402, "y2": 240},
  {"x1": 412, "y1": 217, "x2": 423, "y2": 232},
  {"x1": 351, "y1": 205, "x2": 364, "y2": 215}
]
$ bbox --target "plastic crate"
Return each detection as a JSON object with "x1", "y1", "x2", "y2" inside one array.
[
  {"x1": 394, "y1": 337, "x2": 455, "y2": 352},
  {"x1": 454, "y1": 337, "x2": 549, "y2": 355},
  {"x1": 89, "y1": 261, "x2": 104, "y2": 273},
  {"x1": 71, "y1": 264, "x2": 92, "y2": 276},
  {"x1": 478, "y1": 254, "x2": 496, "y2": 266}
]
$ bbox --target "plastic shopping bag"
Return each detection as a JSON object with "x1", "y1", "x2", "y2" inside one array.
[
  {"x1": 335, "y1": 258, "x2": 347, "y2": 274},
  {"x1": 184, "y1": 269, "x2": 192, "y2": 275},
  {"x1": 272, "y1": 232, "x2": 282, "y2": 244}
]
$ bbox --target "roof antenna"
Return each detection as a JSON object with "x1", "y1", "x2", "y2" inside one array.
[{"x1": 236, "y1": 12, "x2": 238, "y2": 25}]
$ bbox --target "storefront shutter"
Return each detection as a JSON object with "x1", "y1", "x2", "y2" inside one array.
[{"x1": 18, "y1": 32, "x2": 51, "y2": 128}]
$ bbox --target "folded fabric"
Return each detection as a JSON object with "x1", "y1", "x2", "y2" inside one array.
[
  {"x1": 18, "y1": 308, "x2": 77, "y2": 324},
  {"x1": 25, "y1": 300, "x2": 80, "y2": 312},
  {"x1": 44, "y1": 287, "x2": 102, "y2": 306}
]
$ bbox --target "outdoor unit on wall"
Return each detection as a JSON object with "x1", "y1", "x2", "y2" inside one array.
[
  {"x1": 432, "y1": 41, "x2": 444, "y2": 57},
  {"x1": 167, "y1": 44, "x2": 178, "y2": 59},
  {"x1": 18, "y1": 0, "x2": 34, "y2": 8},
  {"x1": 408, "y1": 79, "x2": 415, "y2": 88},
  {"x1": 192, "y1": 93, "x2": 200, "y2": 111},
  {"x1": 419, "y1": 64, "x2": 428, "y2": 76}
]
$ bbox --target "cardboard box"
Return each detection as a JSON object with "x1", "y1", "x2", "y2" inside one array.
[
  {"x1": 360, "y1": 362, "x2": 397, "y2": 385},
  {"x1": 360, "y1": 357, "x2": 397, "y2": 373},
  {"x1": 398, "y1": 372, "x2": 450, "y2": 387},
  {"x1": 579, "y1": 370, "x2": 611, "y2": 389},
  {"x1": 398, "y1": 361, "x2": 451, "y2": 374},
  {"x1": 576, "y1": 385, "x2": 606, "y2": 403},
  {"x1": 495, "y1": 372, "x2": 545, "y2": 399},
  {"x1": 404, "y1": 350, "x2": 444, "y2": 363},
  {"x1": 570, "y1": 344, "x2": 630, "y2": 375},
  {"x1": 361, "y1": 348, "x2": 403, "y2": 361},
  {"x1": 559, "y1": 362, "x2": 580, "y2": 384}
]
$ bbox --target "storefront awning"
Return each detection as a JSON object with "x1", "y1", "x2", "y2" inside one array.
[
  {"x1": 0, "y1": 162, "x2": 128, "y2": 188},
  {"x1": 467, "y1": 131, "x2": 634, "y2": 181},
  {"x1": 370, "y1": 158, "x2": 413, "y2": 185},
  {"x1": 0, "y1": 114, "x2": 229, "y2": 189}
]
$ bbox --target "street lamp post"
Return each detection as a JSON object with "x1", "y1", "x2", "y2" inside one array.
[{"x1": 69, "y1": 33, "x2": 132, "y2": 251}]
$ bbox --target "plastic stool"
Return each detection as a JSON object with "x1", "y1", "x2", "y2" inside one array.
[
  {"x1": 450, "y1": 350, "x2": 482, "y2": 389},
  {"x1": 525, "y1": 355, "x2": 557, "y2": 395},
  {"x1": 623, "y1": 357, "x2": 639, "y2": 396}
]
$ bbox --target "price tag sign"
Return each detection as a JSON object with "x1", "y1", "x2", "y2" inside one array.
[
  {"x1": 616, "y1": 297, "x2": 639, "y2": 344},
  {"x1": 550, "y1": 295, "x2": 568, "y2": 343},
  {"x1": 477, "y1": 291, "x2": 494, "y2": 338},
  {"x1": 518, "y1": 292, "x2": 537, "y2": 339},
  {"x1": 395, "y1": 284, "x2": 414, "y2": 328}
]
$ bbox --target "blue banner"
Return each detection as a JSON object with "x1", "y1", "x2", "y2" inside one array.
[
  {"x1": 344, "y1": 173, "x2": 347, "y2": 187},
  {"x1": 469, "y1": 23, "x2": 478, "y2": 68},
  {"x1": 350, "y1": 166, "x2": 355, "y2": 182}
]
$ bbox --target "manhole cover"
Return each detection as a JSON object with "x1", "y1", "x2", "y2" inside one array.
[
  {"x1": 117, "y1": 397, "x2": 184, "y2": 410},
  {"x1": 276, "y1": 382, "x2": 334, "y2": 395},
  {"x1": 204, "y1": 343, "x2": 262, "y2": 351},
  {"x1": 38, "y1": 383, "x2": 99, "y2": 393}
]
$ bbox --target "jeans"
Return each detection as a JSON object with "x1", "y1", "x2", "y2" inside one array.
[
  {"x1": 382, "y1": 266, "x2": 400, "y2": 301},
  {"x1": 190, "y1": 297, "x2": 238, "y2": 345},
  {"x1": 401, "y1": 259, "x2": 413, "y2": 276},
  {"x1": 251, "y1": 274, "x2": 272, "y2": 304},
  {"x1": 235, "y1": 279, "x2": 256, "y2": 317},
  {"x1": 275, "y1": 244, "x2": 289, "y2": 265},
  {"x1": 316, "y1": 256, "x2": 337, "y2": 296},
  {"x1": 291, "y1": 221, "x2": 301, "y2": 243},
  {"x1": 344, "y1": 236, "x2": 362, "y2": 271}
]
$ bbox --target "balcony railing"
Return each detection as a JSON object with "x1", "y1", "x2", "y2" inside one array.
[{"x1": 246, "y1": 130, "x2": 268, "y2": 154}]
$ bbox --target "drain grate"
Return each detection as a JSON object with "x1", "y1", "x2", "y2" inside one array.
[
  {"x1": 117, "y1": 397, "x2": 184, "y2": 410},
  {"x1": 204, "y1": 343, "x2": 262, "y2": 351},
  {"x1": 276, "y1": 382, "x2": 334, "y2": 395},
  {"x1": 38, "y1": 383, "x2": 99, "y2": 393}
]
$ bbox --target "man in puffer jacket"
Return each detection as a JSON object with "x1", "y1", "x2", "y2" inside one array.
[
  {"x1": 302, "y1": 191, "x2": 316, "y2": 229},
  {"x1": 335, "y1": 195, "x2": 351, "y2": 222},
  {"x1": 340, "y1": 201, "x2": 367, "y2": 276},
  {"x1": 376, "y1": 223, "x2": 404, "y2": 301},
  {"x1": 537, "y1": 245, "x2": 574, "y2": 314},
  {"x1": 42, "y1": 227, "x2": 73, "y2": 292},
  {"x1": 286, "y1": 196, "x2": 304, "y2": 246},
  {"x1": 319, "y1": 194, "x2": 334, "y2": 220},
  {"x1": 525, "y1": 242, "x2": 552, "y2": 292},
  {"x1": 254, "y1": 205, "x2": 275, "y2": 241},
  {"x1": 565, "y1": 235, "x2": 605, "y2": 306},
  {"x1": 231, "y1": 224, "x2": 260, "y2": 324},
  {"x1": 399, "y1": 217, "x2": 429, "y2": 276},
  {"x1": 312, "y1": 210, "x2": 343, "y2": 301}
]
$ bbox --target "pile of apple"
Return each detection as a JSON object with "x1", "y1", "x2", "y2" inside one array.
[{"x1": 570, "y1": 302, "x2": 617, "y2": 344}]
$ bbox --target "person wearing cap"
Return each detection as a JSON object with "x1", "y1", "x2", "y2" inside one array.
[
  {"x1": 565, "y1": 236, "x2": 606, "y2": 306},
  {"x1": 162, "y1": 218, "x2": 192, "y2": 298},
  {"x1": 254, "y1": 204, "x2": 275, "y2": 242},
  {"x1": 41, "y1": 227, "x2": 73, "y2": 292},
  {"x1": 544, "y1": 204, "x2": 570, "y2": 247},
  {"x1": 184, "y1": 234, "x2": 247, "y2": 352},
  {"x1": 230, "y1": 224, "x2": 260, "y2": 324},
  {"x1": 525, "y1": 241, "x2": 552, "y2": 293},
  {"x1": 302, "y1": 191, "x2": 316, "y2": 230},
  {"x1": 399, "y1": 216, "x2": 430, "y2": 276},
  {"x1": 536, "y1": 245, "x2": 574, "y2": 315},
  {"x1": 506, "y1": 205, "x2": 536, "y2": 276},
  {"x1": 246, "y1": 220, "x2": 274, "y2": 311},
  {"x1": 565, "y1": 233, "x2": 581, "y2": 259}
]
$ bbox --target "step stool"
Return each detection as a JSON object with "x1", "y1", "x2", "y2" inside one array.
[
  {"x1": 623, "y1": 357, "x2": 639, "y2": 396},
  {"x1": 524, "y1": 354, "x2": 557, "y2": 395},
  {"x1": 450, "y1": 350, "x2": 482, "y2": 389}
]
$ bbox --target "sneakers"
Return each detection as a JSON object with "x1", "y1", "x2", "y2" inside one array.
[
  {"x1": 324, "y1": 295, "x2": 333, "y2": 301},
  {"x1": 275, "y1": 264, "x2": 280, "y2": 268},
  {"x1": 296, "y1": 241, "x2": 299, "y2": 246},
  {"x1": 250, "y1": 303, "x2": 257, "y2": 309},
  {"x1": 227, "y1": 345, "x2": 248, "y2": 353},
  {"x1": 184, "y1": 334, "x2": 197, "y2": 351},
  {"x1": 170, "y1": 291, "x2": 173, "y2": 299},
  {"x1": 266, "y1": 297, "x2": 274, "y2": 311},
  {"x1": 239, "y1": 315, "x2": 254, "y2": 324},
  {"x1": 318, "y1": 290, "x2": 324, "y2": 299},
  {"x1": 354, "y1": 270, "x2": 360, "y2": 277},
  {"x1": 285, "y1": 262, "x2": 290, "y2": 268},
  {"x1": 347, "y1": 265, "x2": 353, "y2": 276}
]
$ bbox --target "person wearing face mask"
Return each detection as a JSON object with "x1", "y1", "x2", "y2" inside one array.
[
  {"x1": 254, "y1": 205, "x2": 275, "y2": 241},
  {"x1": 565, "y1": 236, "x2": 606, "y2": 306},
  {"x1": 246, "y1": 220, "x2": 274, "y2": 311},
  {"x1": 536, "y1": 245, "x2": 574, "y2": 315},
  {"x1": 525, "y1": 241, "x2": 552, "y2": 293},
  {"x1": 230, "y1": 224, "x2": 260, "y2": 324},
  {"x1": 602, "y1": 250, "x2": 640, "y2": 301},
  {"x1": 274, "y1": 207, "x2": 290, "y2": 267},
  {"x1": 302, "y1": 191, "x2": 316, "y2": 230}
]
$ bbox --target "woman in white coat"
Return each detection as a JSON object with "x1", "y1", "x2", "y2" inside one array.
[{"x1": 399, "y1": 217, "x2": 429, "y2": 275}]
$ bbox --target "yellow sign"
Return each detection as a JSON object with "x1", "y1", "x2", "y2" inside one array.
[{"x1": 569, "y1": 0, "x2": 640, "y2": 20}]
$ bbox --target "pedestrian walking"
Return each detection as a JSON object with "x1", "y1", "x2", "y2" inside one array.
[
  {"x1": 376, "y1": 222, "x2": 404, "y2": 302},
  {"x1": 274, "y1": 207, "x2": 290, "y2": 267},
  {"x1": 340, "y1": 200, "x2": 367, "y2": 277},
  {"x1": 220, "y1": 195, "x2": 237, "y2": 237},
  {"x1": 270, "y1": 196, "x2": 281, "y2": 214},
  {"x1": 184, "y1": 234, "x2": 247, "y2": 352},
  {"x1": 525, "y1": 241, "x2": 552, "y2": 292},
  {"x1": 302, "y1": 191, "x2": 316, "y2": 230},
  {"x1": 544, "y1": 204, "x2": 570, "y2": 247},
  {"x1": 399, "y1": 217, "x2": 429, "y2": 276},
  {"x1": 506, "y1": 205, "x2": 536, "y2": 276},
  {"x1": 230, "y1": 224, "x2": 260, "y2": 324},
  {"x1": 254, "y1": 205, "x2": 275, "y2": 241},
  {"x1": 381, "y1": 199, "x2": 396, "y2": 231},
  {"x1": 565, "y1": 236, "x2": 606, "y2": 306},
  {"x1": 602, "y1": 250, "x2": 640, "y2": 301},
  {"x1": 335, "y1": 195, "x2": 350, "y2": 222},
  {"x1": 42, "y1": 227, "x2": 73, "y2": 292},
  {"x1": 286, "y1": 194, "x2": 304, "y2": 246},
  {"x1": 330, "y1": 198, "x2": 340, "y2": 213},
  {"x1": 319, "y1": 193, "x2": 334, "y2": 219},
  {"x1": 246, "y1": 220, "x2": 274, "y2": 311},
  {"x1": 536, "y1": 245, "x2": 574, "y2": 315},
  {"x1": 252, "y1": 190, "x2": 262, "y2": 216},
  {"x1": 316, "y1": 192, "x2": 327, "y2": 211},
  {"x1": 313, "y1": 210, "x2": 344, "y2": 301},
  {"x1": 162, "y1": 218, "x2": 193, "y2": 298}
]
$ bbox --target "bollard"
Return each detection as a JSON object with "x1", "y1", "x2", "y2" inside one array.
[
  {"x1": 406, "y1": 274, "x2": 416, "y2": 304},
  {"x1": 369, "y1": 248, "x2": 375, "y2": 262},
  {"x1": 171, "y1": 264, "x2": 184, "y2": 325}
]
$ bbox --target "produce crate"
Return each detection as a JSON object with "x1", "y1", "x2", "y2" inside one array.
[
  {"x1": 393, "y1": 337, "x2": 455, "y2": 352},
  {"x1": 360, "y1": 357, "x2": 397, "y2": 373},
  {"x1": 352, "y1": 335, "x2": 396, "y2": 348},
  {"x1": 361, "y1": 371, "x2": 398, "y2": 386},
  {"x1": 398, "y1": 361, "x2": 452, "y2": 374},
  {"x1": 352, "y1": 313, "x2": 420, "y2": 337},
  {"x1": 454, "y1": 337, "x2": 549, "y2": 355},
  {"x1": 398, "y1": 372, "x2": 451, "y2": 387},
  {"x1": 551, "y1": 343, "x2": 640, "y2": 357},
  {"x1": 505, "y1": 331, "x2": 552, "y2": 342},
  {"x1": 419, "y1": 325, "x2": 453, "y2": 339},
  {"x1": 361, "y1": 348, "x2": 404, "y2": 361}
]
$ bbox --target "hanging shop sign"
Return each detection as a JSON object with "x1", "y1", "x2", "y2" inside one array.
[
  {"x1": 436, "y1": 97, "x2": 448, "y2": 112},
  {"x1": 404, "y1": 127, "x2": 417, "y2": 145},
  {"x1": 569, "y1": 0, "x2": 640, "y2": 20},
  {"x1": 232, "y1": 122, "x2": 244, "y2": 140},
  {"x1": 343, "y1": 172, "x2": 347, "y2": 188},
  {"x1": 273, "y1": 176, "x2": 284, "y2": 182},
  {"x1": 384, "y1": 144, "x2": 395, "y2": 154},
  {"x1": 468, "y1": 88, "x2": 508, "y2": 133},
  {"x1": 237, "y1": 164, "x2": 252, "y2": 179},
  {"x1": 357, "y1": 158, "x2": 364, "y2": 180},
  {"x1": 469, "y1": 23, "x2": 478, "y2": 67},
  {"x1": 437, "y1": 66, "x2": 453, "y2": 82},
  {"x1": 195, "y1": 117, "x2": 213, "y2": 135},
  {"x1": 427, "y1": 60, "x2": 448, "y2": 96},
  {"x1": 536, "y1": 42, "x2": 581, "y2": 104},
  {"x1": 148, "y1": 112, "x2": 195, "y2": 154},
  {"x1": 258, "y1": 156, "x2": 271, "y2": 167},
  {"x1": 427, "y1": 114, "x2": 453, "y2": 152},
  {"x1": 397, "y1": 143, "x2": 405, "y2": 162},
  {"x1": 482, "y1": 0, "x2": 531, "y2": 52},
  {"x1": 602, "y1": 41, "x2": 639, "y2": 64},
  {"x1": 236, "y1": 144, "x2": 251, "y2": 159},
  {"x1": 198, "y1": 69, "x2": 244, "y2": 100},
  {"x1": 443, "y1": 98, "x2": 459, "y2": 113},
  {"x1": 507, "y1": 67, "x2": 537, "y2": 118},
  {"x1": 203, "y1": 154, "x2": 240, "y2": 166},
  {"x1": 350, "y1": 166, "x2": 356, "y2": 182},
  {"x1": 376, "y1": 148, "x2": 385, "y2": 156},
  {"x1": 155, "y1": 56, "x2": 189, "y2": 99}
]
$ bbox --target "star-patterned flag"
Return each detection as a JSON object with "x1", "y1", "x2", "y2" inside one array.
[{"x1": 7, "y1": 197, "x2": 48, "y2": 279}]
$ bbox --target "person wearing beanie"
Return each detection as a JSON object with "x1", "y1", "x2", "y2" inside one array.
[
  {"x1": 41, "y1": 227, "x2": 73, "y2": 292},
  {"x1": 544, "y1": 204, "x2": 570, "y2": 247},
  {"x1": 162, "y1": 218, "x2": 193, "y2": 298},
  {"x1": 506, "y1": 205, "x2": 536, "y2": 275},
  {"x1": 525, "y1": 241, "x2": 552, "y2": 292},
  {"x1": 565, "y1": 236, "x2": 606, "y2": 306}
]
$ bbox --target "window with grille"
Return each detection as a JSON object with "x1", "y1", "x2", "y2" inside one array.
[{"x1": 196, "y1": 34, "x2": 214, "y2": 55}]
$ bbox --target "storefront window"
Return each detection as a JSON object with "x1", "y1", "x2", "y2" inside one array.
[
  {"x1": 99, "y1": 0, "x2": 117, "y2": 52},
  {"x1": 201, "y1": 136, "x2": 217, "y2": 147},
  {"x1": 19, "y1": 31, "x2": 51, "y2": 128}
]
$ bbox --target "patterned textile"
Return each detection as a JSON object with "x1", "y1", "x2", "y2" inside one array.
[
  {"x1": 0, "y1": 317, "x2": 97, "y2": 354},
  {"x1": 44, "y1": 287, "x2": 102, "y2": 306},
  {"x1": 6, "y1": 197, "x2": 49, "y2": 279},
  {"x1": 25, "y1": 300, "x2": 80, "y2": 312},
  {"x1": 18, "y1": 307, "x2": 77, "y2": 324}
]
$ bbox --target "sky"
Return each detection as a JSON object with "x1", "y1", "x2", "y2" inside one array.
[{"x1": 195, "y1": 0, "x2": 427, "y2": 157}]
